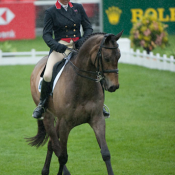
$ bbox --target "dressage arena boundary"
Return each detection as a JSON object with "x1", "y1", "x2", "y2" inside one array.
[{"x1": 0, "y1": 38, "x2": 175, "y2": 72}]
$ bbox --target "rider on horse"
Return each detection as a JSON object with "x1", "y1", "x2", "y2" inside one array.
[{"x1": 32, "y1": 0, "x2": 109, "y2": 120}]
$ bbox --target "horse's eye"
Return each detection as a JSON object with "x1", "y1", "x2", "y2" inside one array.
[{"x1": 104, "y1": 57, "x2": 110, "y2": 62}]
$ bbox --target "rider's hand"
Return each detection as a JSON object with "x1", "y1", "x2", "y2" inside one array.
[
  {"x1": 67, "y1": 48, "x2": 77, "y2": 52},
  {"x1": 74, "y1": 39, "x2": 82, "y2": 50},
  {"x1": 57, "y1": 44, "x2": 67, "y2": 53}
]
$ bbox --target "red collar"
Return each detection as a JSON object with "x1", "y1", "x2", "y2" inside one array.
[{"x1": 55, "y1": 1, "x2": 73, "y2": 9}]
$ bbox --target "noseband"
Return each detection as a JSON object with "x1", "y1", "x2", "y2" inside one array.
[{"x1": 68, "y1": 34, "x2": 119, "y2": 83}]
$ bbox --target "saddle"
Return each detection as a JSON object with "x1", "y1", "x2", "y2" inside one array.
[{"x1": 38, "y1": 52, "x2": 75, "y2": 93}]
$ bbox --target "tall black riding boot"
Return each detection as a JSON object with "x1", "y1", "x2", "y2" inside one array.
[{"x1": 32, "y1": 79, "x2": 52, "y2": 119}]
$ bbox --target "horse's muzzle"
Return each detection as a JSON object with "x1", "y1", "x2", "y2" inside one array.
[{"x1": 108, "y1": 84, "x2": 119, "y2": 92}]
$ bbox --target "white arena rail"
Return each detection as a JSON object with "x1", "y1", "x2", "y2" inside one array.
[
  {"x1": 119, "y1": 49, "x2": 175, "y2": 72},
  {"x1": 0, "y1": 49, "x2": 48, "y2": 65},
  {"x1": 117, "y1": 38, "x2": 175, "y2": 72},
  {"x1": 0, "y1": 38, "x2": 175, "y2": 72}
]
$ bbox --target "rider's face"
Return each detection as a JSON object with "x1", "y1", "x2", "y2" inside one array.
[{"x1": 59, "y1": 0, "x2": 70, "y2": 5}]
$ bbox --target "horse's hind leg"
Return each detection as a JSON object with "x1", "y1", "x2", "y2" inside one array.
[
  {"x1": 42, "y1": 139, "x2": 71, "y2": 175},
  {"x1": 90, "y1": 117, "x2": 114, "y2": 175},
  {"x1": 43, "y1": 113, "x2": 71, "y2": 175},
  {"x1": 42, "y1": 139, "x2": 53, "y2": 175}
]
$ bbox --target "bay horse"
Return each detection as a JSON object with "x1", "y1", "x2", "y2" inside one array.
[{"x1": 27, "y1": 31, "x2": 123, "y2": 175}]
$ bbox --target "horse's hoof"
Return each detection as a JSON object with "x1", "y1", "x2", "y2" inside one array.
[
  {"x1": 63, "y1": 171, "x2": 71, "y2": 175},
  {"x1": 63, "y1": 168, "x2": 71, "y2": 175},
  {"x1": 41, "y1": 168, "x2": 49, "y2": 175}
]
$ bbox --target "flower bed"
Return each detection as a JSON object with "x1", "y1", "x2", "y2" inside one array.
[{"x1": 130, "y1": 15, "x2": 169, "y2": 54}]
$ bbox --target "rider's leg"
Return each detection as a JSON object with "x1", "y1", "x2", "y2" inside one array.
[
  {"x1": 32, "y1": 51, "x2": 65, "y2": 119},
  {"x1": 32, "y1": 79, "x2": 52, "y2": 119},
  {"x1": 32, "y1": 40, "x2": 73, "y2": 119},
  {"x1": 44, "y1": 51, "x2": 65, "y2": 82}
]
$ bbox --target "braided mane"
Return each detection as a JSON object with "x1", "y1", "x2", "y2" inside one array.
[{"x1": 80, "y1": 32, "x2": 107, "y2": 48}]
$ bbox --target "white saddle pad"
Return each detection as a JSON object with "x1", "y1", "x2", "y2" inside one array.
[{"x1": 38, "y1": 56, "x2": 71, "y2": 93}]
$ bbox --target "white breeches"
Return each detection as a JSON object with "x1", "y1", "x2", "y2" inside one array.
[{"x1": 43, "y1": 40, "x2": 74, "y2": 82}]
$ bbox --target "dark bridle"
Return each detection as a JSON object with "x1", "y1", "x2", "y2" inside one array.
[{"x1": 68, "y1": 33, "x2": 119, "y2": 83}]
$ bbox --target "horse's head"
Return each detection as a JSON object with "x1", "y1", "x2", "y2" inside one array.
[{"x1": 91, "y1": 31, "x2": 123, "y2": 92}]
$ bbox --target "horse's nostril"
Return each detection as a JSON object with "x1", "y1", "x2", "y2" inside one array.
[{"x1": 108, "y1": 85, "x2": 119, "y2": 92}]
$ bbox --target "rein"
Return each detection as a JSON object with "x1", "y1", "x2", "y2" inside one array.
[{"x1": 68, "y1": 34, "x2": 119, "y2": 83}]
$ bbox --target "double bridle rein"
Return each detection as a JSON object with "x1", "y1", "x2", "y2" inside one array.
[{"x1": 68, "y1": 34, "x2": 119, "y2": 83}]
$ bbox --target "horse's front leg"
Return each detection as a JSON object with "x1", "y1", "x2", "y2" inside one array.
[{"x1": 89, "y1": 116, "x2": 114, "y2": 175}]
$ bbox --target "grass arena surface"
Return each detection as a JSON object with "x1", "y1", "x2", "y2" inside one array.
[{"x1": 0, "y1": 63, "x2": 174, "y2": 175}]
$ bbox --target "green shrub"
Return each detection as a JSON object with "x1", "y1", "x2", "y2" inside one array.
[{"x1": 0, "y1": 41, "x2": 16, "y2": 52}]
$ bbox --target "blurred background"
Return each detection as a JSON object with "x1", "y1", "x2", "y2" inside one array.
[
  {"x1": 0, "y1": 0, "x2": 174, "y2": 57},
  {"x1": 0, "y1": 0, "x2": 174, "y2": 37}
]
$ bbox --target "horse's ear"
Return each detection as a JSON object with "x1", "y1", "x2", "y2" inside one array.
[
  {"x1": 104, "y1": 34, "x2": 113, "y2": 44},
  {"x1": 115, "y1": 30, "x2": 124, "y2": 41}
]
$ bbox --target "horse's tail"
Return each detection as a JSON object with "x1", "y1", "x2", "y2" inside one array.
[{"x1": 26, "y1": 120, "x2": 49, "y2": 148}]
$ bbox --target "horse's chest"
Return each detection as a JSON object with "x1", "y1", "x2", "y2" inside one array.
[{"x1": 65, "y1": 102, "x2": 97, "y2": 125}]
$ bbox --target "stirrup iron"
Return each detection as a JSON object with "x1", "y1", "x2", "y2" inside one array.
[{"x1": 103, "y1": 104, "x2": 110, "y2": 118}]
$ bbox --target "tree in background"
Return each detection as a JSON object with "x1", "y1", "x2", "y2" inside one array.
[{"x1": 130, "y1": 15, "x2": 169, "y2": 54}]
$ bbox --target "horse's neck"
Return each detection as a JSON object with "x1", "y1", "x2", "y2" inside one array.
[
  {"x1": 74, "y1": 53, "x2": 92, "y2": 70},
  {"x1": 75, "y1": 44, "x2": 96, "y2": 70},
  {"x1": 66, "y1": 51, "x2": 102, "y2": 98}
]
